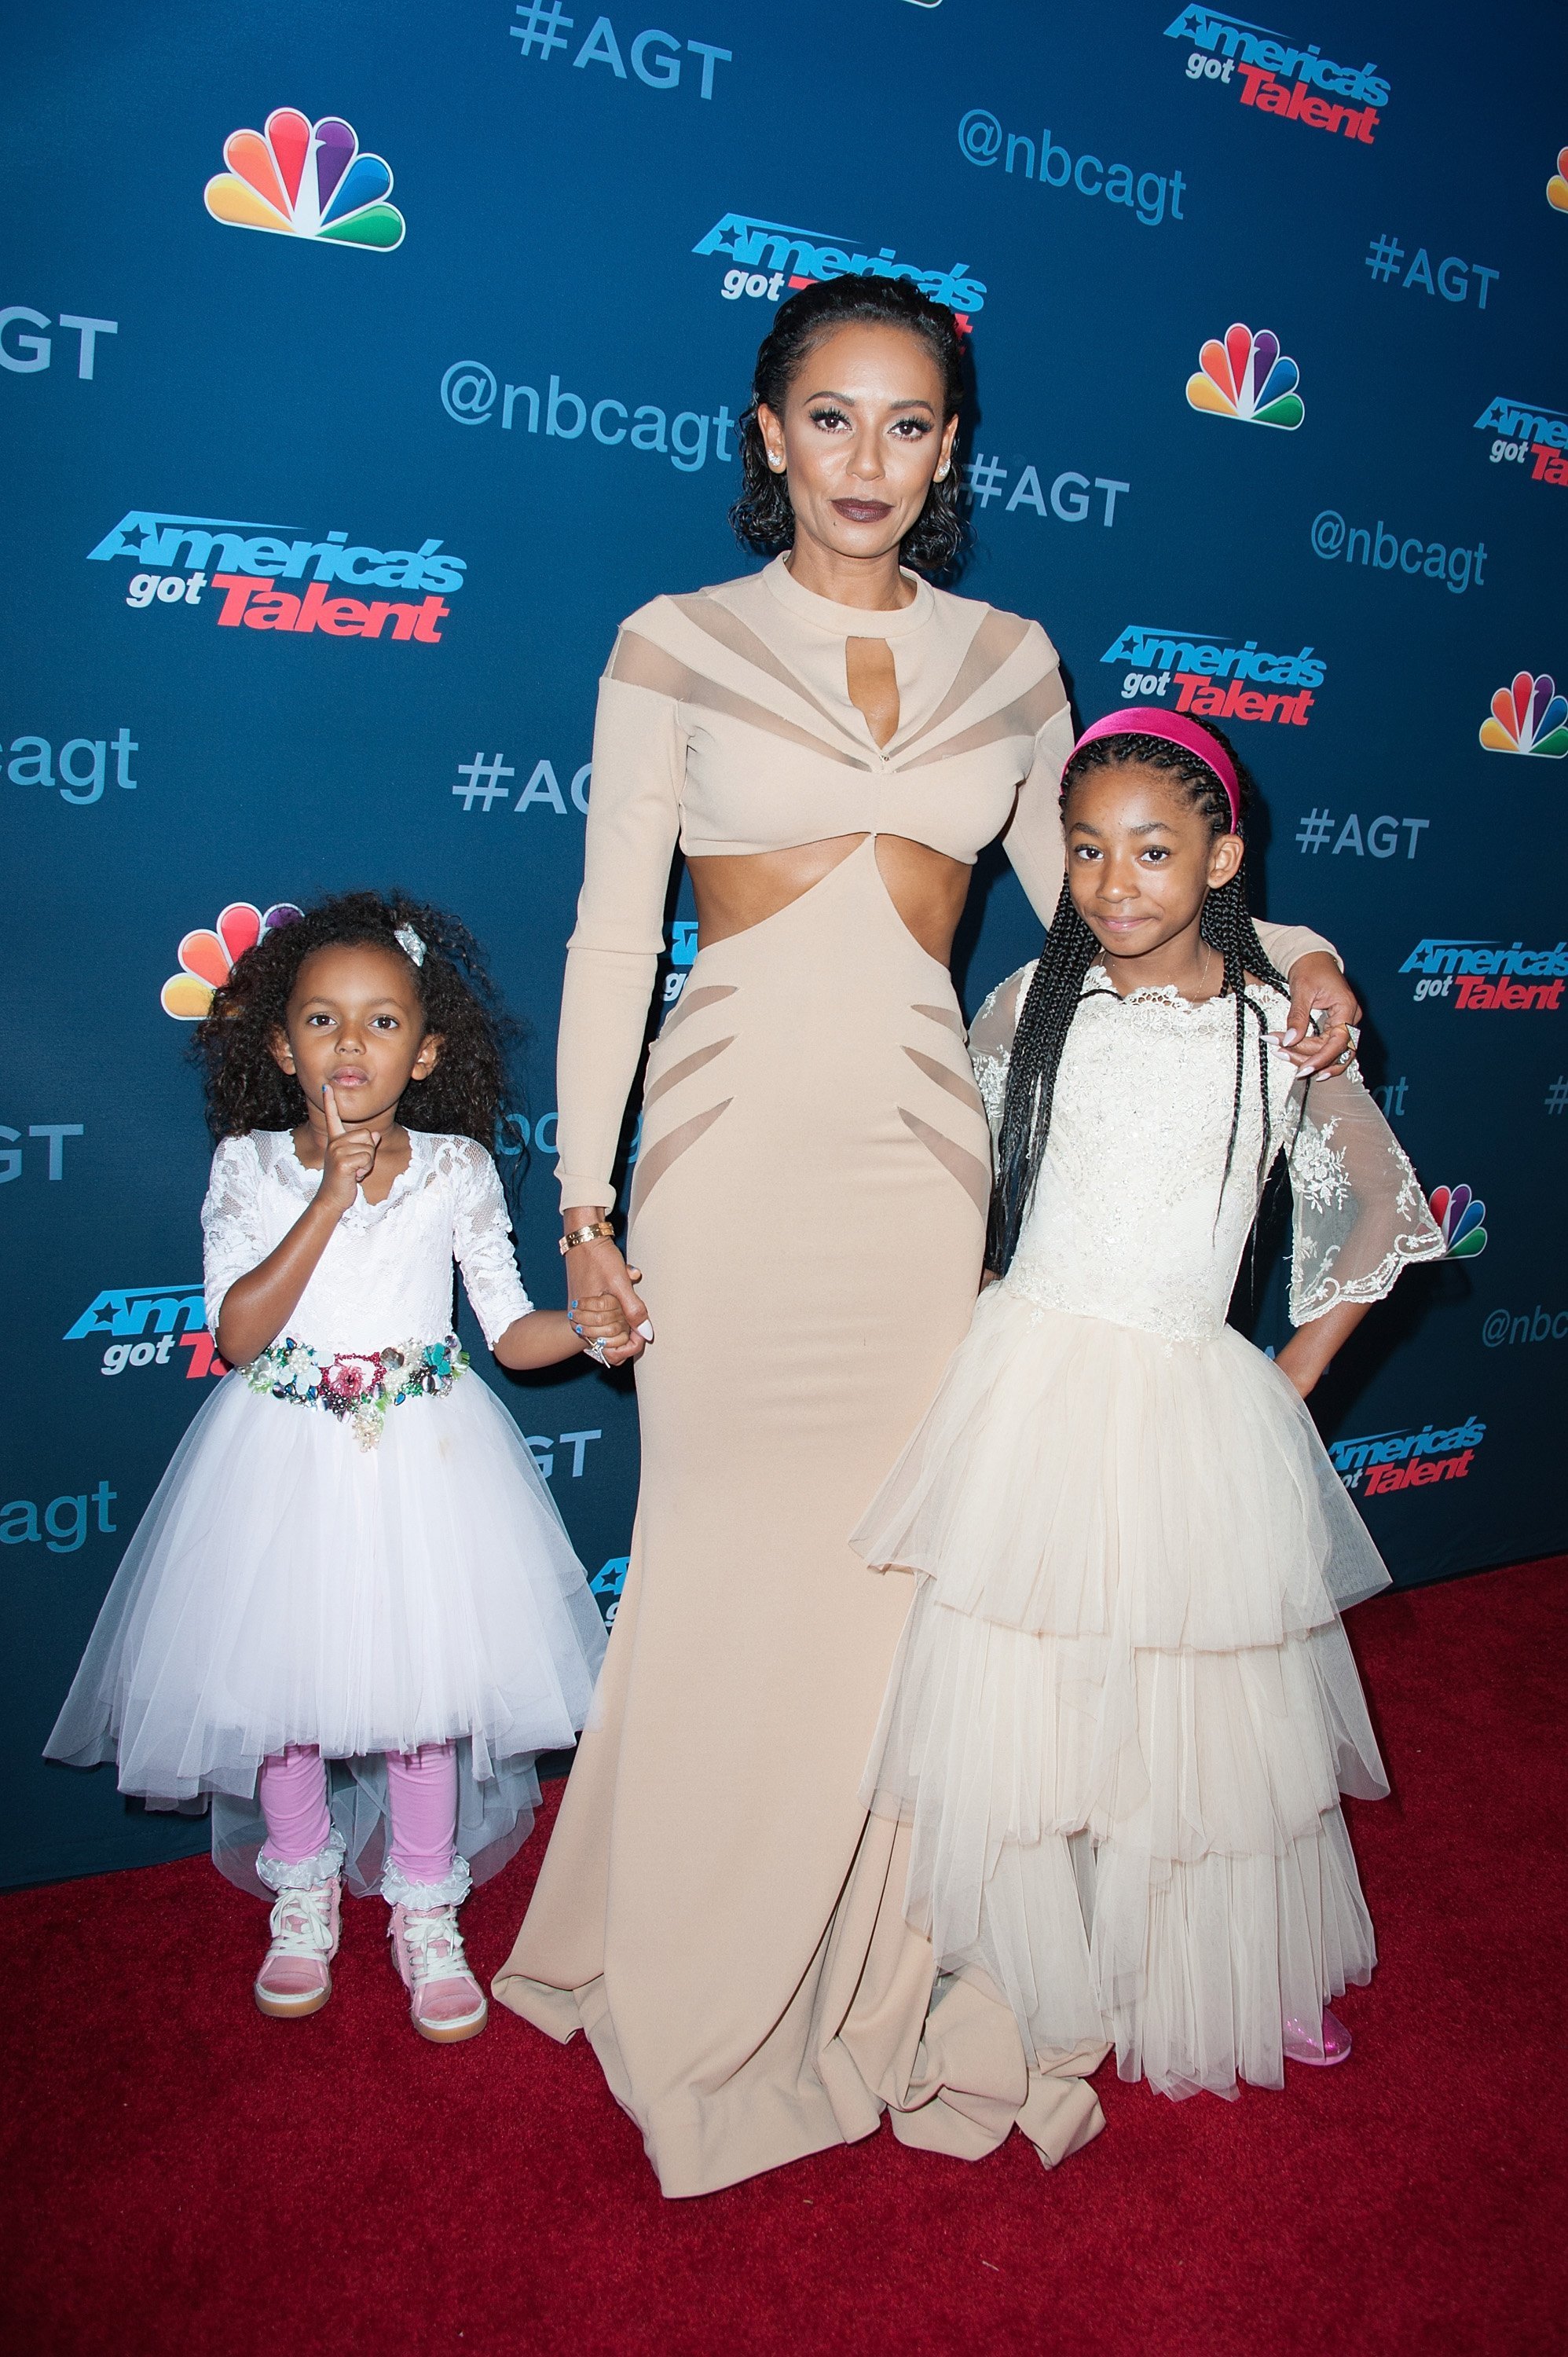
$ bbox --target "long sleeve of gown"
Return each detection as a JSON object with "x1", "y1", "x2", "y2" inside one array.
[
  {"x1": 1000, "y1": 714, "x2": 1342, "y2": 980},
  {"x1": 1285, "y1": 1065, "x2": 1445, "y2": 1324},
  {"x1": 555, "y1": 652, "x2": 685, "y2": 1211}
]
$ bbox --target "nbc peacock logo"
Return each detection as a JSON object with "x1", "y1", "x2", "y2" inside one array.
[
  {"x1": 1431, "y1": 1183, "x2": 1487, "y2": 1259},
  {"x1": 161, "y1": 901, "x2": 302, "y2": 1020},
  {"x1": 1185, "y1": 323, "x2": 1304, "y2": 430},
  {"x1": 1479, "y1": 670, "x2": 1568, "y2": 759},
  {"x1": 204, "y1": 109, "x2": 405, "y2": 251},
  {"x1": 1548, "y1": 145, "x2": 1568, "y2": 211}
]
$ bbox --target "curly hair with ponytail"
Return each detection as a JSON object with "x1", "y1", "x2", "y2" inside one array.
[
  {"x1": 194, "y1": 890, "x2": 519, "y2": 1153},
  {"x1": 987, "y1": 720, "x2": 1291, "y2": 1276},
  {"x1": 729, "y1": 274, "x2": 968, "y2": 577}
]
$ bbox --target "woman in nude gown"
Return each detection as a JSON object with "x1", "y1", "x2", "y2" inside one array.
[{"x1": 493, "y1": 277, "x2": 1361, "y2": 2197}]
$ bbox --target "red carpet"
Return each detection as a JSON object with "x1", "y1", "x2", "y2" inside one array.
[{"x1": 5, "y1": 1560, "x2": 1563, "y2": 2357}]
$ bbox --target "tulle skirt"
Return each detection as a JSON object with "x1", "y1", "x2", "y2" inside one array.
[
  {"x1": 851, "y1": 1285, "x2": 1390, "y2": 2100},
  {"x1": 47, "y1": 1367, "x2": 607, "y2": 1897}
]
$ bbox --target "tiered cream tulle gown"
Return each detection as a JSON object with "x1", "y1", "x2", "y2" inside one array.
[
  {"x1": 853, "y1": 962, "x2": 1443, "y2": 2099},
  {"x1": 494, "y1": 557, "x2": 1336, "y2": 2193}
]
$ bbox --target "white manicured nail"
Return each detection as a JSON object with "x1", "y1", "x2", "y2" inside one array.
[{"x1": 637, "y1": 1320, "x2": 654, "y2": 1341}]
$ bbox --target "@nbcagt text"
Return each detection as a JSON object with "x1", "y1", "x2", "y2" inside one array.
[
  {"x1": 441, "y1": 361, "x2": 734, "y2": 475},
  {"x1": 957, "y1": 109, "x2": 1186, "y2": 229},
  {"x1": 0, "y1": 1483, "x2": 118, "y2": 1556},
  {"x1": 1483, "y1": 1305, "x2": 1568, "y2": 1347},
  {"x1": 5, "y1": 728, "x2": 137, "y2": 804},
  {"x1": 1310, "y1": 511, "x2": 1485, "y2": 593}
]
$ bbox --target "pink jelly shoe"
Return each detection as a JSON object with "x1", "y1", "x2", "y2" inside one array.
[
  {"x1": 387, "y1": 1903, "x2": 489, "y2": 2044},
  {"x1": 254, "y1": 1877, "x2": 342, "y2": 2018},
  {"x1": 1283, "y1": 2006, "x2": 1353, "y2": 2066}
]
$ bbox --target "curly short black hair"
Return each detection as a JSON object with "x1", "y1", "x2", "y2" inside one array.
[
  {"x1": 730, "y1": 275, "x2": 967, "y2": 576},
  {"x1": 195, "y1": 890, "x2": 518, "y2": 1151}
]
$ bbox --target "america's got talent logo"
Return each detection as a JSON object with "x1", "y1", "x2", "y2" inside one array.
[
  {"x1": 89, "y1": 511, "x2": 466, "y2": 647},
  {"x1": 1475, "y1": 395, "x2": 1568, "y2": 489},
  {"x1": 693, "y1": 213, "x2": 986, "y2": 324},
  {"x1": 1330, "y1": 1413, "x2": 1485, "y2": 1497},
  {"x1": 1164, "y1": 9, "x2": 1388, "y2": 143},
  {"x1": 64, "y1": 1286, "x2": 226, "y2": 1381},
  {"x1": 1403, "y1": 938, "x2": 1566, "y2": 1012},
  {"x1": 1103, "y1": 623, "x2": 1324, "y2": 727}
]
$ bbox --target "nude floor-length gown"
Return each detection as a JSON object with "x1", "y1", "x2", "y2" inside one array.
[{"x1": 493, "y1": 555, "x2": 1332, "y2": 2196}]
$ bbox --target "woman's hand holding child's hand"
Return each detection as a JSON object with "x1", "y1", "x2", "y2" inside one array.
[
  {"x1": 318, "y1": 1083, "x2": 380, "y2": 1211},
  {"x1": 493, "y1": 1284, "x2": 638, "y2": 1373},
  {"x1": 572, "y1": 1291, "x2": 635, "y2": 1362}
]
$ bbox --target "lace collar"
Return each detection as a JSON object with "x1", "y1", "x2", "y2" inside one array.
[
  {"x1": 1082, "y1": 965, "x2": 1288, "y2": 1019},
  {"x1": 260, "y1": 1127, "x2": 436, "y2": 1226}
]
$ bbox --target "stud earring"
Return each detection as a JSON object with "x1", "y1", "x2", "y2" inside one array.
[{"x1": 935, "y1": 464, "x2": 950, "y2": 482}]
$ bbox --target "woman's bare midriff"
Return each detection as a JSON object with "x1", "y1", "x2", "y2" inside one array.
[
  {"x1": 689, "y1": 835, "x2": 973, "y2": 966},
  {"x1": 688, "y1": 638, "x2": 972, "y2": 962}
]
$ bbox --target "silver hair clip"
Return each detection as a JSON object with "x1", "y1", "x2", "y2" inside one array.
[{"x1": 393, "y1": 923, "x2": 426, "y2": 967}]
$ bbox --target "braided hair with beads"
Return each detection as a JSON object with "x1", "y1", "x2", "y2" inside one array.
[{"x1": 987, "y1": 717, "x2": 1291, "y2": 1277}]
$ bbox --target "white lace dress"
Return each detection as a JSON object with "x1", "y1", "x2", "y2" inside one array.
[
  {"x1": 47, "y1": 1131, "x2": 607, "y2": 1895},
  {"x1": 851, "y1": 965, "x2": 1444, "y2": 2100}
]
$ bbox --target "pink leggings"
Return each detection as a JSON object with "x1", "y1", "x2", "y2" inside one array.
[{"x1": 258, "y1": 1742, "x2": 456, "y2": 1886}]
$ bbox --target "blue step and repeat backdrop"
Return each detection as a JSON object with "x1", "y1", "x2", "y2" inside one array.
[{"x1": 5, "y1": 0, "x2": 1564, "y2": 1885}]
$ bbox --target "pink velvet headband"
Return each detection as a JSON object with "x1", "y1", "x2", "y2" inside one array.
[{"x1": 1070, "y1": 708, "x2": 1241, "y2": 832}]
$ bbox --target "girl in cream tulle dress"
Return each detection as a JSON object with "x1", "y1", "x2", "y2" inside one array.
[{"x1": 852, "y1": 712, "x2": 1443, "y2": 2104}]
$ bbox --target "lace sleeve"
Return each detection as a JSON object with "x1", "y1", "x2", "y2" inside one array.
[
  {"x1": 450, "y1": 1141, "x2": 536, "y2": 1349},
  {"x1": 1284, "y1": 1063, "x2": 1445, "y2": 1325},
  {"x1": 966, "y1": 961, "x2": 1038, "y2": 1151},
  {"x1": 201, "y1": 1136, "x2": 267, "y2": 1333}
]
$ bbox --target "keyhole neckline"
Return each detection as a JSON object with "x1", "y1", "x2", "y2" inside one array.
[
  {"x1": 844, "y1": 636, "x2": 901, "y2": 750},
  {"x1": 763, "y1": 552, "x2": 936, "y2": 640}
]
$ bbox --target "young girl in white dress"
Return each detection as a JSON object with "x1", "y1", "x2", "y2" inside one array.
[
  {"x1": 852, "y1": 713, "x2": 1444, "y2": 2106},
  {"x1": 49, "y1": 893, "x2": 628, "y2": 2041}
]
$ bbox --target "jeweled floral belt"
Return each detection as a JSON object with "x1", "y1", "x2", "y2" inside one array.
[{"x1": 244, "y1": 1333, "x2": 469, "y2": 1451}]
